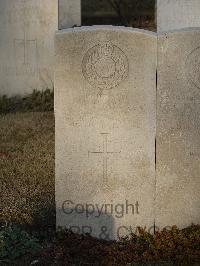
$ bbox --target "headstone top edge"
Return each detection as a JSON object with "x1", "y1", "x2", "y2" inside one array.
[
  {"x1": 55, "y1": 25, "x2": 157, "y2": 37},
  {"x1": 158, "y1": 27, "x2": 200, "y2": 36}
]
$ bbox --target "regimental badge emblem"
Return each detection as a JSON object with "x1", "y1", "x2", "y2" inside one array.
[{"x1": 82, "y1": 41, "x2": 129, "y2": 90}]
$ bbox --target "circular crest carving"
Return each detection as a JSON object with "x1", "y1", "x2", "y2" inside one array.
[
  {"x1": 186, "y1": 46, "x2": 200, "y2": 89},
  {"x1": 82, "y1": 42, "x2": 129, "y2": 90}
]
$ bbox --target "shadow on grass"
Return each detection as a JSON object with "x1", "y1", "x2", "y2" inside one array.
[{"x1": 1, "y1": 208, "x2": 200, "y2": 265}]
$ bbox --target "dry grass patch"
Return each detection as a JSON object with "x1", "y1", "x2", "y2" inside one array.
[{"x1": 0, "y1": 112, "x2": 55, "y2": 229}]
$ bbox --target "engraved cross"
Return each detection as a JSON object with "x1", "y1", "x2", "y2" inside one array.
[
  {"x1": 88, "y1": 133, "x2": 121, "y2": 184},
  {"x1": 14, "y1": 0, "x2": 36, "y2": 65}
]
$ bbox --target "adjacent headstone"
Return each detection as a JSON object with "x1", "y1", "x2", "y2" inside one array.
[
  {"x1": 55, "y1": 26, "x2": 157, "y2": 240},
  {"x1": 0, "y1": 0, "x2": 58, "y2": 96},
  {"x1": 156, "y1": 29, "x2": 200, "y2": 228},
  {"x1": 157, "y1": 0, "x2": 200, "y2": 32},
  {"x1": 59, "y1": 0, "x2": 81, "y2": 30}
]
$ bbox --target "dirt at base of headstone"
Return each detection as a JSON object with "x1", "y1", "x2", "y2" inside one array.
[{"x1": 38, "y1": 225, "x2": 200, "y2": 266}]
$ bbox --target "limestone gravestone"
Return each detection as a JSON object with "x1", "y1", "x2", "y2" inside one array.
[
  {"x1": 59, "y1": 0, "x2": 81, "y2": 30},
  {"x1": 55, "y1": 26, "x2": 157, "y2": 240},
  {"x1": 0, "y1": 0, "x2": 81, "y2": 96},
  {"x1": 157, "y1": 0, "x2": 200, "y2": 32},
  {"x1": 156, "y1": 29, "x2": 200, "y2": 228},
  {"x1": 0, "y1": 0, "x2": 58, "y2": 96}
]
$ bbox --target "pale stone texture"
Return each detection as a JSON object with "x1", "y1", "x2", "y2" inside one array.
[
  {"x1": 55, "y1": 26, "x2": 157, "y2": 240},
  {"x1": 59, "y1": 0, "x2": 81, "y2": 30},
  {"x1": 157, "y1": 0, "x2": 200, "y2": 32},
  {"x1": 156, "y1": 29, "x2": 200, "y2": 229},
  {"x1": 0, "y1": 0, "x2": 58, "y2": 96}
]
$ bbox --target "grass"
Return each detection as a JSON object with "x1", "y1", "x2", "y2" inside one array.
[
  {"x1": 0, "y1": 111, "x2": 55, "y2": 232},
  {"x1": 0, "y1": 93, "x2": 199, "y2": 265}
]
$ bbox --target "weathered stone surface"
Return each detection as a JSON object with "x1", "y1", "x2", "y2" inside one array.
[
  {"x1": 59, "y1": 0, "x2": 81, "y2": 30},
  {"x1": 156, "y1": 29, "x2": 200, "y2": 229},
  {"x1": 157, "y1": 0, "x2": 200, "y2": 32},
  {"x1": 0, "y1": 0, "x2": 58, "y2": 96},
  {"x1": 55, "y1": 26, "x2": 157, "y2": 240}
]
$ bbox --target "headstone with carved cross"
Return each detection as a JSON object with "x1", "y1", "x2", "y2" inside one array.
[
  {"x1": 0, "y1": 0, "x2": 81, "y2": 96},
  {"x1": 55, "y1": 26, "x2": 157, "y2": 240},
  {"x1": 0, "y1": 0, "x2": 58, "y2": 96}
]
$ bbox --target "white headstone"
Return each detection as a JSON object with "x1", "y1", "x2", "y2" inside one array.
[
  {"x1": 157, "y1": 0, "x2": 200, "y2": 32},
  {"x1": 55, "y1": 26, "x2": 157, "y2": 240},
  {"x1": 156, "y1": 29, "x2": 200, "y2": 228},
  {"x1": 0, "y1": 0, "x2": 58, "y2": 96},
  {"x1": 59, "y1": 0, "x2": 81, "y2": 30}
]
